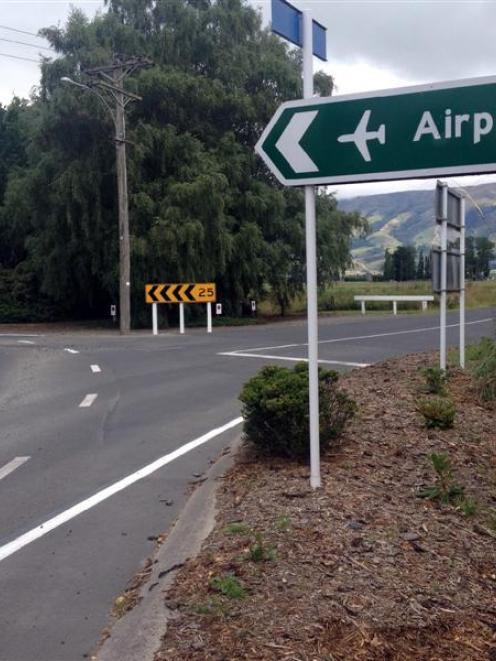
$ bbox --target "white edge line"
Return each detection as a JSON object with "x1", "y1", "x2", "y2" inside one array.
[
  {"x1": 0, "y1": 457, "x2": 30, "y2": 482},
  {"x1": 90, "y1": 365, "x2": 101, "y2": 373},
  {"x1": 0, "y1": 334, "x2": 41, "y2": 337},
  {"x1": 0, "y1": 417, "x2": 243, "y2": 563},
  {"x1": 226, "y1": 317, "x2": 493, "y2": 355},
  {"x1": 219, "y1": 352, "x2": 369, "y2": 368},
  {"x1": 79, "y1": 394, "x2": 98, "y2": 408},
  {"x1": 17, "y1": 340, "x2": 35, "y2": 345}
]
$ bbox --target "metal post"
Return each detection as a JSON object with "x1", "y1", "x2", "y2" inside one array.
[
  {"x1": 207, "y1": 302, "x2": 212, "y2": 334},
  {"x1": 459, "y1": 195, "x2": 466, "y2": 368},
  {"x1": 439, "y1": 183, "x2": 448, "y2": 370},
  {"x1": 152, "y1": 303, "x2": 158, "y2": 336},
  {"x1": 114, "y1": 66, "x2": 131, "y2": 335},
  {"x1": 361, "y1": 300, "x2": 366, "y2": 315},
  {"x1": 179, "y1": 303, "x2": 185, "y2": 335},
  {"x1": 393, "y1": 300, "x2": 397, "y2": 315},
  {"x1": 302, "y1": 10, "x2": 320, "y2": 490}
]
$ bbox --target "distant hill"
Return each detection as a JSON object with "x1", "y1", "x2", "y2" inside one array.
[{"x1": 339, "y1": 182, "x2": 496, "y2": 273}]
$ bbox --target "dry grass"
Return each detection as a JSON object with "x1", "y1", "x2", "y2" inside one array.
[{"x1": 258, "y1": 280, "x2": 496, "y2": 316}]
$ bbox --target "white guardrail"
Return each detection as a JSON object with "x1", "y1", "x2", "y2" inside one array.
[{"x1": 354, "y1": 294, "x2": 435, "y2": 315}]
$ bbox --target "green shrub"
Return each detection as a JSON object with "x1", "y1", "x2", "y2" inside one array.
[
  {"x1": 239, "y1": 363, "x2": 356, "y2": 459},
  {"x1": 473, "y1": 339, "x2": 496, "y2": 401},
  {"x1": 223, "y1": 522, "x2": 251, "y2": 536},
  {"x1": 275, "y1": 515, "x2": 291, "y2": 532},
  {"x1": 421, "y1": 366, "x2": 447, "y2": 395},
  {"x1": 417, "y1": 397, "x2": 456, "y2": 429},
  {"x1": 209, "y1": 574, "x2": 246, "y2": 599},
  {"x1": 458, "y1": 496, "x2": 478, "y2": 517},
  {"x1": 418, "y1": 452, "x2": 464, "y2": 504},
  {"x1": 247, "y1": 533, "x2": 276, "y2": 563},
  {"x1": 465, "y1": 336, "x2": 496, "y2": 364}
]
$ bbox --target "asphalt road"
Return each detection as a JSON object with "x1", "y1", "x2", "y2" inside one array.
[{"x1": 0, "y1": 307, "x2": 494, "y2": 661}]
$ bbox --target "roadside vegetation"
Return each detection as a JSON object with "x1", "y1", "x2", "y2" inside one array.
[
  {"x1": 258, "y1": 279, "x2": 496, "y2": 316},
  {"x1": 156, "y1": 347, "x2": 496, "y2": 660},
  {"x1": 239, "y1": 363, "x2": 356, "y2": 458},
  {"x1": 0, "y1": 0, "x2": 366, "y2": 326},
  {"x1": 464, "y1": 336, "x2": 496, "y2": 402}
]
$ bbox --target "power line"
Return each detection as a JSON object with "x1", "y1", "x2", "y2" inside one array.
[
  {"x1": 0, "y1": 37, "x2": 53, "y2": 52},
  {"x1": 0, "y1": 24, "x2": 45, "y2": 39},
  {"x1": 0, "y1": 51, "x2": 40, "y2": 63}
]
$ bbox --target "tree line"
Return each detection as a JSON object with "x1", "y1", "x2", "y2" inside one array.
[
  {"x1": 383, "y1": 237, "x2": 495, "y2": 281},
  {"x1": 0, "y1": 0, "x2": 365, "y2": 324}
]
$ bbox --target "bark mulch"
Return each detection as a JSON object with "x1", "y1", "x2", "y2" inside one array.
[{"x1": 155, "y1": 353, "x2": 496, "y2": 660}]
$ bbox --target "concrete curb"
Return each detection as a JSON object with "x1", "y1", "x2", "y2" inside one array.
[{"x1": 96, "y1": 434, "x2": 242, "y2": 661}]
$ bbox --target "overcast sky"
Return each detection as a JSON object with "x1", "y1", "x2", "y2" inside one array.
[{"x1": 2, "y1": 0, "x2": 496, "y2": 198}]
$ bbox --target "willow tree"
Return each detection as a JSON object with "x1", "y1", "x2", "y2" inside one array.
[{"x1": 0, "y1": 0, "x2": 365, "y2": 322}]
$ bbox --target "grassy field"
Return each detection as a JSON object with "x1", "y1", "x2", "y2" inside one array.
[{"x1": 258, "y1": 280, "x2": 496, "y2": 316}]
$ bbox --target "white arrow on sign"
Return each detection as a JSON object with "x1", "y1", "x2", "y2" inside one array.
[{"x1": 275, "y1": 111, "x2": 318, "y2": 173}]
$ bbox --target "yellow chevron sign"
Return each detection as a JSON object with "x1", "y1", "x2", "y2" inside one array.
[{"x1": 145, "y1": 283, "x2": 216, "y2": 304}]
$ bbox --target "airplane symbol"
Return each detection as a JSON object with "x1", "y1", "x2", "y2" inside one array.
[{"x1": 337, "y1": 110, "x2": 386, "y2": 162}]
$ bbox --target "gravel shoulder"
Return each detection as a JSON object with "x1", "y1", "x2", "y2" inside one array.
[{"x1": 155, "y1": 353, "x2": 496, "y2": 660}]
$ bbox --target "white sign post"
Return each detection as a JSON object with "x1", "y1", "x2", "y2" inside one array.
[
  {"x1": 179, "y1": 303, "x2": 185, "y2": 335},
  {"x1": 302, "y1": 11, "x2": 321, "y2": 489},
  {"x1": 207, "y1": 302, "x2": 212, "y2": 334},
  {"x1": 152, "y1": 302, "x2": 158, "y2": 336},
  {"x1": 459, "y1": 195, "x2": 466, "y2": 368},
  {"x1": 438, "y1": 182, "x2": 448, "y2": 370}
]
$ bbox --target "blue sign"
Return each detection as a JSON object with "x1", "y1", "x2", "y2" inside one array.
[{"x1": 271, "y1": 0, "x2": 327, "y2": 61}]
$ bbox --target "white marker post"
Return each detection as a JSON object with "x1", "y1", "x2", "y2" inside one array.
[
  {"x1": 303, "y1": 11, "x2": 320, "y2": 489},
  {"x1": 179, "y1": 303, "x2": 185, "y2": 335},
  {"x1": 459, "y1": 194, "x2": 466, "y2": 368},
  {"x1": 439, "y1": 182, "x2": 448, "y2": 370},
  {"x1": 207, "y1": 302, "x2": 212, "y2": 334},
  {"x1": 152, "y1": 303, "x2": 158, "y2": 336}
]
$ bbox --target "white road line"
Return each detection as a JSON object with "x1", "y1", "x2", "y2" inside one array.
[
  {"x1": 219, "y1": 351, "x2": 368, "y2": 368},
  {"x1": 229, "y1": 317, "x2": 493, "y2": 354},
  {"x1": 0, "y1": 416, "x2": 243, "y2": 564},
  {"x1": 90, "y1": 364, "x2": 101, "y2": 373},
  {"x1": 64, "y1": 348, "x2": 79, "y2": 354},
  {"x1": 17, "y1": 340, "x2": 35, "y2": 345},
  {"x1": 0, "y1": 457, "x2": 30, "y2": 482},
  {"x1": 79, "y1": 394, "x2": 98, "y2": 408},
  {"x1": 0, "y1": 333, "x2": 41, "y2": 337}
]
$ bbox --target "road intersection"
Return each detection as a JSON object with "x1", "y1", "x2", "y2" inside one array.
[{"x1": 0, "y1": 308, "x2": 493, "y2": 660}]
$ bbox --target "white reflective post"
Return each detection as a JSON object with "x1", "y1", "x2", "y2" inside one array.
[
  {"x1": 207, "y1": 302, "x2": 212, "y2": 334},
  {"x1": 179, "y1": 303, "x2": 185, "y2": 335},
  {"x1": 459, "y1": 195, "x2": 466, "y2": 368},
  {"x1": 361, "y1": 300, "x2": 366, "y2": 315},
  {"x1": 303, "y1": 10, "x2": 320, "y2": 490},
  {"x1": 152, "y1": 303, "x2": 158, "y2": 336},
  {"x1": 393, "y1": 300, "x2": 397, "y2": 315},
  {"x1": 439, "y1": 183, "x2": 448, "y2": 370}
]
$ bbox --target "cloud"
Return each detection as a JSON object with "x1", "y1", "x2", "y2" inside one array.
[
  {"x1": 309, "y1": 0, "x2": 496, "y2": 82},
  {"x1": 0, "y1": 1, "x2": 103, "y2": 104}
]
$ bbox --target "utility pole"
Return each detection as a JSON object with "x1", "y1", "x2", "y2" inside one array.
[
  {"x1": 113, "y1": 63, "x2": 131, "y2": 335},
  {"x1": 62, "y1": 57, "x2": 153, "y2": 334}
]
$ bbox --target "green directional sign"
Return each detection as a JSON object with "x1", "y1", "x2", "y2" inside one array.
[{"x1": 256, "y1": 76, "x2": 496, "y2": 186}]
